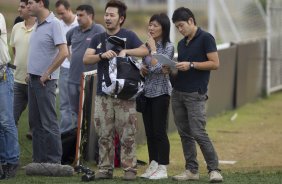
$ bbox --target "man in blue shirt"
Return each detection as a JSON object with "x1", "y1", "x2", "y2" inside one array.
[
  {"x1": 27, "y1": 0, "x2": 68, "y2": 164},
  {"x1": 171, "y1": 7, "x2": 223, "y2": 183},
  {"x1": 83, "y1": 0, "x2": 148, "y2": 180},
  {"x1": 66, "y1": 5, "x2": 104, "y2": 132}
]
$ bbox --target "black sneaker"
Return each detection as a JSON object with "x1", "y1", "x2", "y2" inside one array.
[
  {"x1": 0, "y1": 164, "x2": 6, "y2": 180},
  {"x1": 0, "y1": 164, "x2": 3, "y2": 176},
  {"x1": 4, "y1": 163, "x2": 18, "y2": 179},
  {"x1": 0, "y1": 174, "x2": 5, "y2": 180}
]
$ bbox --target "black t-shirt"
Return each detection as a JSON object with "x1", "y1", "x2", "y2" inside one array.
[
  {"x1": 174, "y1": 28, "x2": 217, "y2": 94},
  {"x1": 88, "y1": 28, "x2": 143, "y2": 95}
]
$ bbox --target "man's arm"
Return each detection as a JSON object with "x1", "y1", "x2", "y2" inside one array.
[
  {"x1": 83, "y1": 48, "x2": 100, "y2": 65},
  {"x1": 12, "y1": 47, "x2": 15, "y2": 56},
  {"x1": 67, "y1": 46, "x2": 71, "y2": 61},
  {"x1": 194, "y1": 51, "x2": 219, "y2": 70},
  {"x1": 83, "y1": 48, "x2": 118, "y2": 65},
  {"x1": 118, "y1": 44, "x2": 149, "y2": 58},
  {"x1": 176, "y1": 51, "x2": 219, "y2": 71},
  {"x1": 40, "y1": 43, "x2": 68, "y2": 85}
]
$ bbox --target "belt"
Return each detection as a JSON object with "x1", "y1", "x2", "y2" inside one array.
[
  {"x1": 7, "y1": 63, "x2": 16, "y2": 69},
  {"x1": 0, "y1": 63, "x2": 17, "y2": 70},
  {"x1": 29, "y1": 74, "x2": 41, "y2": 79}
]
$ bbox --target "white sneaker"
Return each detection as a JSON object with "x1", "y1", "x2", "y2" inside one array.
[
  {"x1": 140, "y1": 160, "x2": 158, "y2": 179},
  {"x1": 172, "y1": 170, "x2": 199, "y2": 181},
  {"x1": 209, "y1": 170, "x2": 223, "y2": 183},
  {"x1": 149, "y1": 165, "x2": 168, "y2": 180}
]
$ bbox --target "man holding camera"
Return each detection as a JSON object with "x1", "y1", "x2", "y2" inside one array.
[{"x1": 83, "y1": 0, "x2": 148, "y2": 180}]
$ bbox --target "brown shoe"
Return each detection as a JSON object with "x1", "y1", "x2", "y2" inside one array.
[
  {"x1": 123, "y1": 170, "x2": 136, "y2": 180},
  {"x1": 95, "y1": 171, "x2": 113, "y2": 179}
]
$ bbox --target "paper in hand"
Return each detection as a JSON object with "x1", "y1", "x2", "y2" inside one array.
[{"x1": 152, "y1": 54, "x2": 176, "y2": 69}]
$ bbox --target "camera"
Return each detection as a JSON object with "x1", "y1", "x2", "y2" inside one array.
[
  {"x1": 81, "y1": 172, "x2": 95, "y2": 182},
  {"x1": 74, "y1": 165, "x2": 95, "y2": 182}
]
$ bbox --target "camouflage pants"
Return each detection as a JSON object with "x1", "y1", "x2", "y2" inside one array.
[{"x1": 94, "y1": 95, "x2": 137, "y2": 173}]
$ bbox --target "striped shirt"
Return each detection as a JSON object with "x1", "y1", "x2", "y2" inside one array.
[{"x1": 143, "y1": 41, "x2": 174, "y2": 98}]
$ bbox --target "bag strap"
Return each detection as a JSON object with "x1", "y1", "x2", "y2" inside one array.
[
  {"x1": 114, "y1": 81, "x2": 119, "y2": 98},
  {"x1": 101, "y1": 32, "x2": 107, "y2": 52},
  {"x1": 101, "y1": 32, "x2": 112, "y2": 86}
]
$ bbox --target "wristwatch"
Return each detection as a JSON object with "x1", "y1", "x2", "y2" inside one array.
[
  {"x1": 189, "y1": 62, "x2": 194, "y2": 69},
  {"x1": 99, "y1": 52, "x2": 103, "y2": 60},
  {"x1": 151, "y1": 51, "x2": 157, "y2": 55}
]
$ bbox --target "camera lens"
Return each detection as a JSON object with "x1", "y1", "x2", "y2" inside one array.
[{"x1": 81, "y1": 173, "x2": 95, "y2": 182}]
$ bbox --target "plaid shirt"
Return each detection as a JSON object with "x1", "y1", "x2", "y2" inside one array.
[{"x1": 143, "y1": 41, "x2": 174, "y2": 98}]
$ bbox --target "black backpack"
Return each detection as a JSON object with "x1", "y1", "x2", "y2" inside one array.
[{"x1": 101, "y1": 33, "x2": 144, "y2": 100}]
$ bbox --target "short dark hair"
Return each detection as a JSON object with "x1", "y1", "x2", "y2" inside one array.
[
  {"x1": 105, "y1": 0, "x2": 127, "y2": 26},
  {"x1": 14, "y1": 16, "x2": 24, "y2": 25},
  {"x1": 20, "y1": 0, "x2": 28, "y2": 5},
  {"x1": 55, "y1": 0, "x2": 70, "y2": 9},
  {"x1": 172, "y1": 7, "x2": 197, "y2": 25},
  {"x1": 76, "y1": 5, "x2": 95, "y2": 19},
  {"x1": 34, "y1": 0, "x2": 49, "y2": 9},
  {"x1": 149, "y1": 13, "x2": 171, "y2": 47}
]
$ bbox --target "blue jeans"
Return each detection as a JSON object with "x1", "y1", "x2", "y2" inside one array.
[
  {"x1": 28, "y1": 75, "x2": 62, "y2": 163},
  {"x1": 0, "y1": 68, "x2": 20, "y2": 165},
  {"x1": 59, "y1": 67, "x2": 73, "y2": 133},
  {"x1": 68, "y1": 82, "x2": 80, "y2": 128},
  {"x1": 171, "y1": 89, "x2": 219, "y2": 173}
]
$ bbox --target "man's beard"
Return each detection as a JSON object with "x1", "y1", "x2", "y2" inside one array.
[{"x1": 105, "y1": 21, "x2": 120, "y2": 31}]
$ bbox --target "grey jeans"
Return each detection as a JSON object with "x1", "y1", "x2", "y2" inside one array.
[
  {"x1": 171, "y1": 89, "x2": 219, "y2": 173},
  {"x1": 13, "y1": 82, "x2": 28, "y2": 126},
  {"x1": 28, "y1": 75, "x2": 62, "y2": 163},
  {"x1": 68, "y1": 82, "x2": 80, "y2": 129},
  {"x1": 58, "y1": 67, "x2": 73, "y2": 133}
]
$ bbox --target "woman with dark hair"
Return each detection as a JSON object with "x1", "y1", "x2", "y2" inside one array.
[{"x1": 140, "y1": 13, "x2": 174, "y2": 180}]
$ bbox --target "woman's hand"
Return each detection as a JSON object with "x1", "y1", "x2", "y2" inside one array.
[
  {"x1": 141, "y1": 64, "x2": 149, "y2": 76},
  {"x1": 146, "y1": 33, "x2": 157, "y2": 53},
  {"x1": 162, "y1": 65, "x2": 171, "y2": 74}
]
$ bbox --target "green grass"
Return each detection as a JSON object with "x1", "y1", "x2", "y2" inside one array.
[
  {"x1": 5, "y1": 92, "x2": 282, "y2": 183},
  {"x1": 3, "y1": 170, "x2": 282, "y2": 184}
]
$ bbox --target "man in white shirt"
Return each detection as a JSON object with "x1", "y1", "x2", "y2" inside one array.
[{"x1": 55, "y1": 0, "x2": 78, "y2": 133}]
